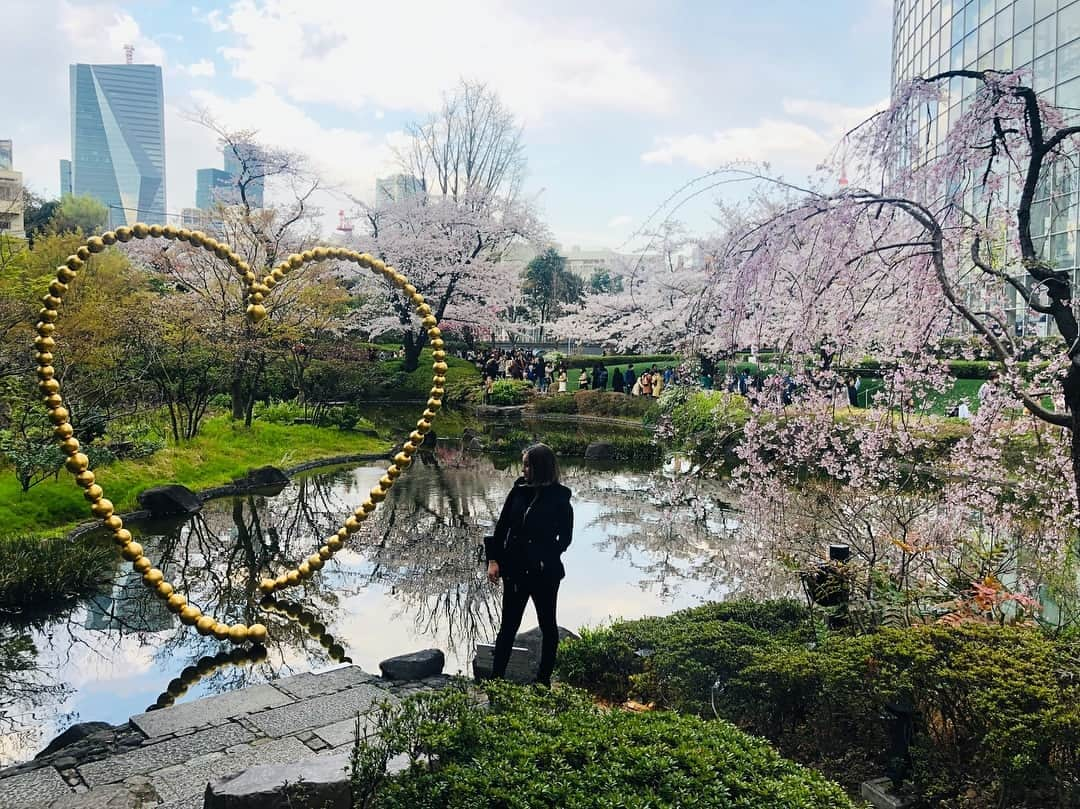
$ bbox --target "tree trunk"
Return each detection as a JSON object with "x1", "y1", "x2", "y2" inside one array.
[
  {"x1": 231, "y1": 375, "x2": 245, "y2": 421},
  {"x1": 1068, "y1": 370, "x2": 1080, "y2": 511},
  {"x1": 402, "y1": 330, "x2": 426, "y2": 373}
]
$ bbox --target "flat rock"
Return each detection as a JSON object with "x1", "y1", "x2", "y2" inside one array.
[
  {"x1": 0, "y1": 767, "x2": 72, "y2": 809},
  {"x1": 583, "y1": 442, "x2": 615, "y2": 460},
  {"x1": 513, "y1": 625, "x2": 580, "y2": 663},
  {"x1": 78, "y1": 723, "x2": 253, "y2": 787},
  {"x1": 131, "y1": 684, "x2": 290, "y2": 738},
  {"x1": 37, "y1": 722, "x2": 114, "y2": 758},
  {"x1": 246, "y1": 684, "x2": 390, "y2": 738},
  {"x1": 379, "y1": 649, "x2": 444, "y2": 681},
  {"x1": 472, "y1": 643, "x2": 534, "y2": 683},
  {"x1": 233, "y1": 466, "x2": 289, "y2": 493},
  {"x1": 272, "y1": 665, "x2": 376, "y2": 700},
  {"x1": 310, "y1": 712, "x2": 386, "y2": 750},
  {"x1": 153, "y1": 737, "x2": 311, "y2": 804},
  {"x1": 47, "y1": 779, "x2": 160, "y2": 808},
  {"x1": 203, "y1": 750, "x2": 351, "y2": 809},
  {"x1": 136, "y1": 485, "x2": 201, "y2": 517}
]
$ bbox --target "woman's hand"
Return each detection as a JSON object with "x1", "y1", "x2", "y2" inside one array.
[{"x1": 486, "y1": 560, "x2": 500, "y2": 583}]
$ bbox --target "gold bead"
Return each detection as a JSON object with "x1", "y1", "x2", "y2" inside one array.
[
  {"x1": 248, "y1": 623, "x2": 268, "y2": 644},
  {"x1": 429, "y1": 327, "x2": 442, "y2": 339},
  {"x1": 131, "y1": 223, "x2": 150, "y2": 238},
  {"x1": 104, "y1": 515, "x2": 123, "y2": 530},
  {"x1": 86, "y1": 236, "x2": 105, "y2": 253},
  {"x1": 156, "y1": 581, "x2": 174, "y2": 598},
  {"x1": 65, "y1": 255, "x2": 84, "y2": 271},
  {"x1": 143, "y1": 568, "x2": 165, "y2": 586},
  {"x1": 286, "y1": 570, "x2": 301, "y2": 585},
  {"x1": 120, "y1": 542, "x2": 143, "y2": 561},
  {"x1": 432, "y1": 350, "x2": 447, "y2": 362},
  {"x1": 134, "y1": 556, "x2": 152, "y2": 573},
  {"x1": 112, "y1": 528, "x2": 132, "y2": 544},
  {"x1": 243, "y1": 271, "x2": 257, "y2": 284},
  {"x1": 35, "y1": 335, "x2": 57, "y2": 350},
  {"x1": 361, "y1": 499, "x2": 376, "y2": 513},
  {"x1": 53, "y1": 423, "x2": 73, "y2": 440},
  {"x1": 344, "y1": 516, "x2": 360, "y2": 532},
  {"x1": 148, "y1": 224, "x2": 163, "y2": 238},
  {"x1": 433, "y1": 374, "x2": 446, "y2": 385},
  {"x1": 39, "y1": 379, "x2": 61, "y2": 396},
  {"x1": 429, "y1": 337, "x2": 444, "y2": 349},
  {"x1": 166, "y1": 593, "x2": 187, "y2": 612},
  {"x1": 44, "y1": 395, "x2": 63, "y2": 410},
  {"x1": 379, "y1": 474, "x2": 394, "y2": 489},
  {"x1": 83, "y1": 483, "x2": 103, "y2": 501},
  {"x1": 65, "y1": 453, "x2": 89, "y2": 473},
  {"x1": 307, "y1": 554, "x2": 324, "y2": 570},
  {"x1": 189, "y1": 230, "x2": 206, "y2": 247},
  {"x1": 432, "y1": 362, "x2": 448, "y2": 374},
  {"x1": 275, "y1": 573, "x2": 289, "y2": 587},
  {"x1": 271, "y1": 268, "x2": 285, "y2": 282},
  {"x1": 37, "y1": 322, "x2": 56, "y2": 337},
  {"x1": 368, "y1": 486, "x2": 387, "y2": 503},
  {"x1": 430, "y1": 387, "x2": 445, "y2": 399},
  {"x1": 76, "y1": 246, "x2": 91, "y2": 261},
  {"x1": 75, "y1": 470, "x2": 95, "y2": 487},
  {"x1": 402, "y1": 283, "x2": 417, "y2": 296},
  {"x1": 36, "y1": 365, "x2": 55, "y2": 379},
  {"x1": 409, "y1": 430, "x2": 424, "y2": 444},
  {"x1": 101, "y1": 231, "x2": 117, "y2": 245},
  {"x1": 298, "y1": 561, "x2": 312, "y2": 577},
  {"x1": 246, "y1": 304, "x2": 267, "y2": 323},
  {"x1": 90, "y1": 498, "x2": 113, "y2": 518},
  {"x1": 386, "y1": 466, "x2": 401, "y2": 480},
  {"x1": 401, "y1": 443, "x2": 417, "y2": 457},
  {"x1": 327, "y1": 536, "x2": 343, "y2": 551},
  {"x1": 259, "y1": 578, "x2": 277, "y2": 594},
  {"x1": 39, "y1": 309, "x2": 58, "y2": 324},
  {"x1": 426, "y1": 398, "x2": 442, "y2": 410},
  {"x1": 177, "y1": 228, "x2": 191, "y2": 241},
  {"x1": 180, "y1": 605, "x2": 202, "y2": 625},
  {"x1": 423, "y1": 409, "x2": 438, "y2": 419},
  {"x1": 416, "y1": 421, "x2": 431, "y2": 434},
  {"x1": 318, "y1": 545, "x2": 332, "y2": 560},
  {"x1": 115, "y1": 226, "x2": 133, "y2": 242},
  {"x1": 36, "y1": 353, "x2": 54, "y2": 367},
  {"x1": 228, "y1": 624, "x2": 249, "y2": 644},
  {"x1": 213, "y1": 622, "x2": 231, "y2": 641},
  {"x1": 251, "y1": 292, "x2": 264, "y2": 304},
  {"x1": 288, "y1": 253, "x2": 304, "y2": 269},
  {"x1": 421, "y1": 315, "x2": 438, "y2": 328},
  {"x1": 214, "y1": 244, "x2": 230, "y2": 260},
  {"x1": 393, "y1": 452, "x2": 412, "y2": 468},
  {"x1": 416, "y1": 303, "x2": 433, "y2": 317},
  {"x1": 336, "y1": 528, "x2": 348, "y2": 540},
  {"x1": 48, "y1": 280, "x2": 67, "y2": 296},
  {"x1": 196, "y1": 615, "x2": 217, "y2": 635},
  {"x1": 313, "y1": 246, "x2": 329, "y2": 260},
  {"x1": 262, "y1": 276, "x2": 276, "y2": 289}
]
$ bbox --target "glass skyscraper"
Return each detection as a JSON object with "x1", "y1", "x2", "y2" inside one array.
[
  {"x1": 196, "y1": 168, "x2": 231, "y2": 210},
  {"x1": 892, "y1": 0, "x2": 1080, "y2": 334},
  {"x1": 69, "y1": 63, "x2": 166, "y2": 228}
]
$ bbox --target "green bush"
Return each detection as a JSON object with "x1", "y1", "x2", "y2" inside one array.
[
  {"x1": 532, "y1": 391, "x2": 657, "y2": 418},
  {"x1": 531, "y1": 393, "x2": 578, "y2": 413},
  {"x1": 562, "y1": 353, "x2": 679, "y2": 369},
  {"x1": 0, "y1": 535, "x2": 112, "y2": 612},
  {"x1": 495, "y1": 427, "x2": 661, "y2": 463},
  {"x1": 486, "y1": 379, "x2": 534, "y2": 406},
  {"x1": 254, "y1": 399, "x2": 306, "y2": 425},
  {"x1": 352, "y1": 681, "x2": 855, "y2": 809}
]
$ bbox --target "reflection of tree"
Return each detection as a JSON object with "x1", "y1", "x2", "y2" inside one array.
[{"x1": 0, "y1": 623, "x2": 74, "y2": 765}]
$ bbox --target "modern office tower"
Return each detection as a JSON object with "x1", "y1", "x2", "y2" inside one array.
[
  {"x1": 69, "y1": 63, "x2": 166, "y2": 228},
  {"x1": 892, "y1": 0, "x2": 1080, "y2": 334},
  {"x1": 196, "y1": 167, "x2": 231, "y2": 210},
  {"x1": 0, "y1": 140, "x2": 25, "y2": 238},
  {"x1": 375, "y1": 174, "x2": 423, "y2": 206},
  {"x1": 60, "y1": 159, "x2": 73, "y2": 195}
]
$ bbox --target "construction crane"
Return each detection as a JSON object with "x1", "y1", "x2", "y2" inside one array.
[{"x1": 123, "y1": 44, "x2": 134, "y2": 64}]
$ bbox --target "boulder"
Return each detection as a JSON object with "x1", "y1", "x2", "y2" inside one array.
[
  {"x1": 37, "y1": 721, "x2": 114, "y2": 758},
  {"x1": 379, "y1": 648, "x2": 445, "y2": 681},
  {"x1": 137, "y1": 484, "x2": 201, "y2": 517},
  {"x1": 233, "y1": 466, "x2": 289, "y2": 494},
  {"x1": 513, "y1": 625, "x2": 580, "y2": 665},
  {"x1": 472, "y1": 643, "x2": 533, "y2": 683},
  {"x1": 583, "y1": 442, "x2": 615, "y2": 460},
  {"x1": 204, "y1": 753, "x2": 351, "y2": 809}
]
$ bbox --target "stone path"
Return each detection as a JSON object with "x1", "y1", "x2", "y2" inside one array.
[{"x1": 0, "y1": 665, "x2": 451, "y2": 809}]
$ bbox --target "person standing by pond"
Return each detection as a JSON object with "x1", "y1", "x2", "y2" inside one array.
[
  {"x1": 612, "y1": 367, "x2": 624, "y2": 393},
  {"x1": 485, "y1": 444, "x2": 574, "y2": 686}
]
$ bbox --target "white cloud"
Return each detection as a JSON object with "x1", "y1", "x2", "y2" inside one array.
[
  {"x1": 641, "y1": 97, "x2": 887, "y2": 170},
  {"x1": 607, "y1": 214, "x2": 633, "y2": 228},
  {"x1": 181, "y1": 59, "x2": 216, "y2": 78},
  {"x1": 212, "y1": 0, "x2": 671, "y2": 121},
  {"x1": 205, "y1": 8, "x2": 229, "y2": 32}
]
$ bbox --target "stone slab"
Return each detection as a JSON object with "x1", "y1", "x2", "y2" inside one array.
[
  {"x1": 0, "y1": 767, "x2": 72, "y2": 809},
  {"x1": 861, "y1": 777, "x2": 915, "y2": 809},
  {"x1": 151, "y1": 737, "x2": 312, "y2": 803},
  {"x1": 271, "y1": 665, "x2": 376, "y2": 700},
  {"x1": 247, "y1": 683, "x2": 391, "y2": 738},
  {"x1": 78, "y1": 723, "x2": 253, "y2": 787},
  {"x1": 472, "y1": 644, "x2": 535, "y2": 683},
  {"x1": 310, "y1": 712, "x2": 384, "y2": 749},
  {"x1": 204, "y1": 750, "x2": 351, "y2": 809},
  {"x1": 131, "y1": 684, "x2": 291, "y2": 738},
  {"x1": 46, "y1": 778, "x2": 160, "y2": 808}
]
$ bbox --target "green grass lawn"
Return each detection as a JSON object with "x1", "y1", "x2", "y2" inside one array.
[
  {"x1": 0, "y1": 416, "x2": 391, "y2": 538},
  {"x1": 857, "y1": 378, "x2": 984, "y2": 415},
  {"x1": 562, "y1": 361, "x2": 679, "y2": 393}
]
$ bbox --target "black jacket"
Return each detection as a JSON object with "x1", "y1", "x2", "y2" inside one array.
[{"x1": 485, "y1": 479, "x2": 573, "y2": 581}]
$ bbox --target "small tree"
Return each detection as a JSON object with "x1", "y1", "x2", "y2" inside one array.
[
  {"x1": 51, "y1": 195, "x2": 108, "y2": 235},
  {"x1": 522, "y1": 248, "x2": 583, "y2": 341}
]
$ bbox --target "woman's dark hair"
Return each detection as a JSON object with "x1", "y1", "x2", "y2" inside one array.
[{"x1": 523, "y1": 443, "x2": 560, "y2": 485}]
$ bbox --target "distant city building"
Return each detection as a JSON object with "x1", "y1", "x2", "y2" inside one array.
[
  {"x1": 375, "y1": 173, "x2": 423, "y2": 206},
  {"x1": 59, "y1": 159, "x2": 73, "y2": 195},
  {"x1": 69, "y1": 63, "x2": 166, "y2": 228},
  {"x1": 0, "y1": 140, "x2": 25, "y2": 238},
  {"x1": 180, "y1": 207, "x2": 208, "y2": 229},
  {"x1": 560, "y1": 246, "x2": 625, "y2": 279},
  {"x1": 196, "y1": 168, "x2": 231, "y2": 210}
]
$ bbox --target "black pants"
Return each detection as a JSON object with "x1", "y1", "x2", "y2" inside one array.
[{"x1": 492, "y1": 576, "x2": 560, "y2": 685}]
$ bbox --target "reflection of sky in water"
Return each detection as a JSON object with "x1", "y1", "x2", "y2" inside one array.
[{"x1": 0, "y1": 453, "x2": 747, "y2": 766}]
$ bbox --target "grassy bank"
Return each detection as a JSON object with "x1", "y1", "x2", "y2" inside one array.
[{"x1": 0, "y1": 416, "x2": 391, "y2": 537}]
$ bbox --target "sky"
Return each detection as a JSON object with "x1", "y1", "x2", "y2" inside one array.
[{"x1": 4, "y1": 0, "x2": 893, "y2": 249}]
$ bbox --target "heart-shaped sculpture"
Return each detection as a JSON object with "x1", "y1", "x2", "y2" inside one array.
[{"x1": 33, "y1": 223, "x2": 446, "y2": 644}]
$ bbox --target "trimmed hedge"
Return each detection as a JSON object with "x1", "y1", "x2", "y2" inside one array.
[
  {"x1": 531, "y1": 390, "x2": 658, "y2": 418},
  {"x1": 352, "y1": 681, "x2": 855, "y2": 809},
  {"x1": 558, "y1": 602, "x2": 1080, "y2": 808},
  {"x1": 561, "y1": 353, "x2": 679, "y2": 370},
  {"x1": 493, "y1": 427, "x2": 661, "y2": 464}
]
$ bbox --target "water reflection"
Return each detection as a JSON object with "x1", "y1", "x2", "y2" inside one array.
[{"x1": 0, "y1": 449, "x2": 740, "y2": 765}]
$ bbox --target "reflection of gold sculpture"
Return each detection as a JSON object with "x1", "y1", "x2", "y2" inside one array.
[
  {"x1": 258, "y1": 596, "x2": 352, "y2": 663},
  {"x1": 34, "y1": 225, "x2": 444, "y2": 644},
  {"x1": 147, "y1": 645, "x2": 270, "y2": 711}
]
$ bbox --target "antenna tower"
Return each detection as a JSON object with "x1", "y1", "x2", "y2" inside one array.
[{"x1": 123, "y1": 45, "x2": 135, "y2": 64}]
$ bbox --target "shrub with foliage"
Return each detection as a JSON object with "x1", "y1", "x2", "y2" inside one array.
[
  {"x1": 351, "y1": 681, "x2": 854, "y2": 809},
  {"x1": 0, "y1": 536, "x2": 112, "y2": 612},
  {"x1": 485, "y1": 379, "x2": 534, "y2": 406},
  {"x1": 494, "y1": 426, "x2": 661, "y2": 464},
  {"x1": 531, "y1": 390, "x2": 657, "y2": 418}
]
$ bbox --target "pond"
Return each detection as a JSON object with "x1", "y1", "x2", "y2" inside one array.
[{"x1": 0, "y1": 447, "x2": 753, "y2": 766}]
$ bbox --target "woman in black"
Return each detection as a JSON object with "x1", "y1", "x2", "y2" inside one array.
[{"x1": 485, "y1": 443, "x2": 573, "y2": 686}]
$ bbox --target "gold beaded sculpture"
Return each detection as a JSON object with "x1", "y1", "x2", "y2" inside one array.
[{"x1": 34, "y1": 224, "x2": 446, "y2": 644}]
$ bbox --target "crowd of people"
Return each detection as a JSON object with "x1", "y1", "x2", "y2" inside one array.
[{"x1": 466, "y1": 348, "x2": 676, "y2": 402}]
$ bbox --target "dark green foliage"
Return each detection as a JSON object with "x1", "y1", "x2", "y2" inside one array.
[
  {"x1": 486, "y1": 379, "x2": 533, "y2": 406},
  {"x1": 531, "y1": 390, "x2": 658, "y2": 418},
  {"x1": 352, "y1": 681, "x2": 855, "y2": 809},
  {"x1": 494, "y1": 426, "x2": 661, "y2": 463},
  {"x1": 0, "y1": 535, "x2": 112, "y2": 612},
  {"x1": 562, "y1": 353, "x2": 678, "y2": 370}
]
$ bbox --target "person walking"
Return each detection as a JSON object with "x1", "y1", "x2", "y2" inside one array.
[
  {"x1": 578, "y1": 368, "x2": 590, "y2": 390},
  {"x1": 557, "y1": 367, "x2": 568, "y2": 393},
  {"x1": 485, "y1": 444, "x2": 573, "y2": 686},
  {"x1": 640, "y1": 369, "x2": 652, "y2": 397},
  {"x1": 598, "y1": 366, "x2": 609, "y2": 391},
  {"x1": 652, "y1": 366, "x2": 664, "y2": 398},
  {"x1": 612, "y1": 367, "x2": 624, "y2": 393},
  {"x1": 624, "y1": 365, "x2": 637, "y2": 394}
]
